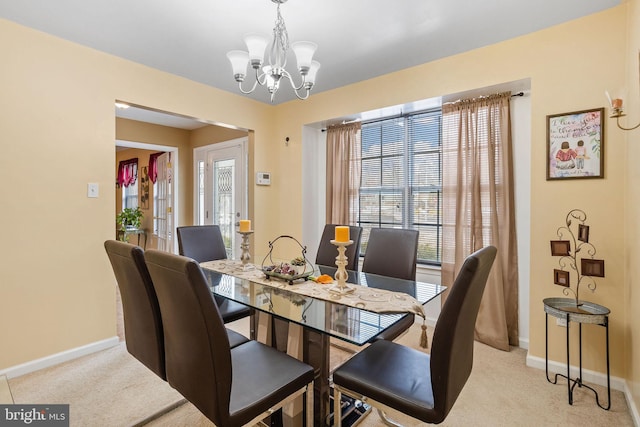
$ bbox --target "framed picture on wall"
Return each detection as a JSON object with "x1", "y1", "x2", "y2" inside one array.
[
  {"x1": 140, "y1": 166, "x2": 150, "y2": 210},
  {"x1": 546, "y1": 108, "x2": 604, "y2": 180}
]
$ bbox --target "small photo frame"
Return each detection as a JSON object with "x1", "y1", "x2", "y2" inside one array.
[
  {"x1": 554, "y1": 269, "x2": 570, "y2": 287},
  {"x1": 546, "y1": 108, "x2": 604, "y2": 180},
  {"x1": 550, "y1": 240, "x2": 571, "y2": 256},
  {"x1": 578, "y1": 224, "x2": 590, "y2": 243},
  {"x1": 581, "y1": 259, "x2": 605, "y2": 277}
]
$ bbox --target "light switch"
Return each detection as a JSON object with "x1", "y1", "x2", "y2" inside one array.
[{"x1": 87, "y1": 183, "x2": 99, "y2": 198}]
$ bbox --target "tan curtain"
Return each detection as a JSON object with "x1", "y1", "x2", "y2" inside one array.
[
  {"x1": 325, "y1": 122, "x2": 361, "y2": 224},
  {"x1": 441, "y1": 92, "x2": 519, "y2": 351}
]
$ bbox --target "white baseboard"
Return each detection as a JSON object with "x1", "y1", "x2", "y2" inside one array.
[
  {"x1": 0, "y1": 337, "x2": 120, "y2": 379},
  {"x1": 519, "y1": 337, "x2": 529, "y2": 350},
  {"x1": 527, "y1": 352, "x2": 640, "y2": 426},
  {"x1": 526, "y1": 353, "x2": 624, "y2": 392},
  {"x1": 624, "y1": 381, "x2": 640, "y2": 427}
]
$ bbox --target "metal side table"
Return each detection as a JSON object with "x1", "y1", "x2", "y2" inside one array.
[{"x1": 543, "y1": 297, "x2": 610, "y2": 410}]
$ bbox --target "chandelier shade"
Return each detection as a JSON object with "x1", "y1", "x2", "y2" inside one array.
[
  {"x1": 225, "y1": 0, "x2": 319, "y2": 103},
  {"x1": 226, "y1": 50, "x2": 250, "y2": 78},
  {"x1": 291, "y1": 41, "x2": 317, "y2": 72}
]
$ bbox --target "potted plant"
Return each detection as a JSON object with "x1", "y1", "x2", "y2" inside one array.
[{"x1": 116, "y1": 207, "x2": 143, "y2": 231}]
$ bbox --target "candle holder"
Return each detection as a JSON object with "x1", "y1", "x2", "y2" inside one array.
[
  {"x1": 238, "y1": 230, "x2": 254, "y2": 271},
  {"x1": 329, "y1": 239, "x2": 354, "y2": 295}
]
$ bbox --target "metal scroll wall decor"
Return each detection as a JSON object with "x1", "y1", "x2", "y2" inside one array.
[{"x1": 550, "y1": 209, "x2": 605, "y2": 306}]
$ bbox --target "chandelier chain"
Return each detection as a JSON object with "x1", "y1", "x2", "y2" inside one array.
[{"x1": 274, "y1": 4, "x2": 290, "y2": 54}]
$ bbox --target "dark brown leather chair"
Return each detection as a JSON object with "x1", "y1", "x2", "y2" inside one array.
[
  {"x1": 104, "y1": 240, "x2": 248, "y2": 363},
  {"x1": 315, "y1": 224, "x2": 363, "y2": 271},
  {"x1": 176, "y1": 225, "x2": 251, "y2": 323},
  {"x1": 104, "y1": 240, "x2": 166, "y2": 380},
  {"x1": 144, "y1": 249, "x2": 315, "y2": 427},
  {"x1": 177, "y1": 225, "x2": 228, "y2": 262},
  {"x1": 362, "y1": 227, "x2": 419, "y2": 342},
  {"x1": 332, "y1": 246, "x2": 497, "y2": 426}
]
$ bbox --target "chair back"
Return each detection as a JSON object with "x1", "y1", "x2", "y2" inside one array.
[
  {"x1": 103, "y1": 240, "x2": 165, "y2": 380},
  {"x1": 430, "y1": 246, "x2": 497, "y2": 422},
  {"x1": 316, "y1": 224, "x2": 363, "y2": 271},
  {"x1": 362, "y1": 228, "x2": 419, "y2": 280},
  {"x1": 177, "y1": 225, "x2": 227, "y2": 262},
  {"x1": 144, "y1": 249, "x2": 232, "y2": 426}
]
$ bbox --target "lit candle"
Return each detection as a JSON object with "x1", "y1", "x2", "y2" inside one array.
[
  {"x1": 239, "y1": 220, "x2": 251, "y2": 232},
  {"x1": 335, "y1": 226, "x2": 349, "y2": 242},
  {"x1": 612, "y1": 98, "x2": 623, "y2": 109}
]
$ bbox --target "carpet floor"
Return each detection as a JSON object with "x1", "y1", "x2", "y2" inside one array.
[{"x1": 8, "y1": 319, "x2": 634, "y2": 427}]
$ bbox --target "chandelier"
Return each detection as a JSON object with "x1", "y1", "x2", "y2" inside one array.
[{"x1": 226, "y1": 0, "x2": 320, "y2": 103}]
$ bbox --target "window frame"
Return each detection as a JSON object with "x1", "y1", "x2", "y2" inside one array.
[{"x1": 356, "y1": 108, "x2": 443, "y2": 266}]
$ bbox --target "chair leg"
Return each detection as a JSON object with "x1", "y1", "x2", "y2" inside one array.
[
  {"x1": 306, "y1": 383, "x2": 314, "y2": 427},
  {"x1": 377, "y1": 408, "x2": 403, "y2": 427},
  {"x1": 333, "y1": 387, "x2": 342, "y2": 426}
]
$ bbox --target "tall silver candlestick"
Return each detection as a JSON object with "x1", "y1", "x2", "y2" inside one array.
[
  {"x1": 238, "y1": 230, "x2": 254, "y2": 271},
  {"x1": 329, "y1": 240, "x2": 354, "y2": 295}
]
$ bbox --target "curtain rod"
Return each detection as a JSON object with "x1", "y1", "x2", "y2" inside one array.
[{"x1": 321, "y1": 91, "x2": 525, "y2": 131}]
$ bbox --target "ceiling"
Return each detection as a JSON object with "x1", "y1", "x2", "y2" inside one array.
[
  {"x1": 0, "y1": 0, "x2": 620, "y2": 107},
  {"x1": 0, "y1": 1, "x2": 620, "y2": 131}
]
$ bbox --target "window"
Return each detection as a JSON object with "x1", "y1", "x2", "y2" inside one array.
[
  {"x1": 118, "y1": 157, "x2": 139, "y2": 210},
  {"x1": 122, "y1": 183, "x2": 138, "y2": 210},
  {"x1": 357, "y1": 109, "x2": 442, "y2": 265}
]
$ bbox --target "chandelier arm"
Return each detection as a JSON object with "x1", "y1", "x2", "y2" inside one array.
[
  {"x1": 237, "y1": 79, "x2": 260, "y2": 95},
  {"x1": 292, "y1": 88, "x2": 311, "y2": 101},
  {"x1": 237, "y1": 68, "x2": 271, "y2": 95},
  {"x1": 284, "y1": 72, "x2": 312, "y2": 100},
  {"x1": 255, "y1": 67, "x2": 269, "y2": 86},
  {"x1": 281, "y1": 69, "x2": 309, "y2": 92},
  {"x1": 616, "y1": 116, "x2": 640, "y2": 131}
]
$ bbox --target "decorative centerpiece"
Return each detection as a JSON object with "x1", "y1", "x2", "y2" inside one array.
[
  {"x1": 329, "y1": 226, "x2": 354, "y2": 295},
  {"x1": 261, "y1": 235, "x2": 313, "y2": 285},
  {"x1": 237, "y1": 219, "x2": 254, "y2": 271},
  {"x1": 550, "y1": 209, "x2": 605, "y2": 308}
]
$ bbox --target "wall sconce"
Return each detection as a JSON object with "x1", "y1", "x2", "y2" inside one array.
[{"x1": 606, "y1": 91, "x2": 640, "y2": 131}]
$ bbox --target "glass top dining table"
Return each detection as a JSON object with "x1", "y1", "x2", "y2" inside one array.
[
  {"x1": 201, "y1": 262, "x2": 446, "y2": 347},
  {"x1": 200, "y1": 261, "x2": 446, "y2": 426}
]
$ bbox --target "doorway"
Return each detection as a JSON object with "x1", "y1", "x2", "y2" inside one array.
[
  {"x1": 194, "y1": 137, "x2": 248, "y2": 259},
  {"x1": 115, "y1": 140, "x2": 179, "y2": 253}
]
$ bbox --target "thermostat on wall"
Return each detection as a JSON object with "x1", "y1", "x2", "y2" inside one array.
[{"x1": 256, "y1": 172, "x2": 271, "y2": 186}]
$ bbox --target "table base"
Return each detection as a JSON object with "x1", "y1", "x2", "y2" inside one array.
[
  {"x1": 327, "y1": 393, "x2": 371, "y2": 426},
  {"x1": 544, "y1": 312, "x2": 610, "y2": 410}
]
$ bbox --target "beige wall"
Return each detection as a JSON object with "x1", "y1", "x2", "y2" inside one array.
[
  {"x1": 624, "y1": 0, "x2": 640, "y2": 412},
  {"x1": 0, "y1": 18, "x2": 274, "y2": 369},
  {"x1": 0, "y1": 3, "x2": 638, "y2": 414}
]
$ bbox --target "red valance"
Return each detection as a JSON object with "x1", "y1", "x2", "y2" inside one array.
[
  {"x1": 117, "y1": 158, "x2": 138, "y2": 188},
  {"x1": 148, "y1": 152, "x2": 165, "y2": 184}
]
